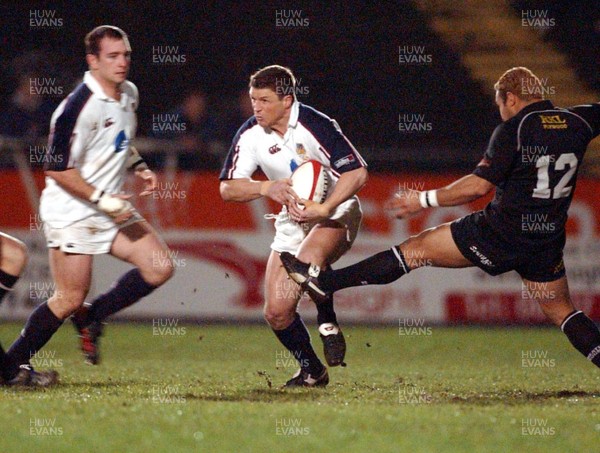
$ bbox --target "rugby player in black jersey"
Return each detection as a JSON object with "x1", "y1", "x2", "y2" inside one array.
[{"x1": 281, "y1": 67, "x2": 600, "y2": 369}]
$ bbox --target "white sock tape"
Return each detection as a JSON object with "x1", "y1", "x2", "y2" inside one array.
[{"x1": 419, "y1": 191, "x2": 428, "y2": 208}]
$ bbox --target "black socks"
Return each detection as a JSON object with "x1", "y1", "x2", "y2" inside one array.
[
  {"x1": 0, "y1": 268, "x2": 19, "y2": 302},
  {"x1": 319, "y1": 246, "x2": 410, "y2": 293},
  {"x1": 77, "y1": 269, "x2": 157, "y2": 328},
  {"x1": 6, "y1": 302, "x2": 63, "y2": 377},
  {"x1": 0, "y1": 344, "x2": 11, "y2": 381},
  {"x1": 273, "y1": 313, "x2": 324, "y2": 376},
  {"x1": 561, "y1": 310, "x2": 600, "y2": 367},
  {"x1": 0, "y1": 269, "x2": 20, "y2": 379},
  {"x1": 316, "y1": 293, "x2": 338, "y2": 326}
]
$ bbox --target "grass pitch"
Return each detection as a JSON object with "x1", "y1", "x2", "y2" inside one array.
[{"x1": 0, "y1": 323, "x2": 598, "y2": 452}]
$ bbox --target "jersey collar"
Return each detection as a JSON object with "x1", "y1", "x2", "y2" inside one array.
[
  {"x1": 84, "y1": 71, "x2": 129, "y2": 107},
  {"x1": 515, "y1": 100, "x2": 554, "y2": 120},
  {"x1": 288, "y1": 101, "x2": 300, "y2": 129}
]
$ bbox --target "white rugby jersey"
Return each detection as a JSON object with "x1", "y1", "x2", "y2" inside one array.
[
  {"x1": 40, "y1": 71, "x2": 138, "y2": 227},
  {"x1": 220, "y1": 102, "x2": 367, "y2": 213}
]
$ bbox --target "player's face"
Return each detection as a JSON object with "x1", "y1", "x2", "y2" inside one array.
[
  {"x1": 249, "y1": 87, "x2": 292, "y2": 129},
  {"x1": 88, "y1": 37, "x2": 131, "y2": 87}
]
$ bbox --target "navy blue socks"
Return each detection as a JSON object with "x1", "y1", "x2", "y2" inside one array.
[
  {"x1": 273, "y1": 313, "x2": 324, "y2": 376},
  {"x1": 6, "y1": 302, "x2": 63, "y2": 376}
]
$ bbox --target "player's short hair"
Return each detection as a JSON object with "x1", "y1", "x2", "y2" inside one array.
[
  {"x1": 85, "y1": 25, "x2": 130, "y2": 56},
  {"x1": 494, "y1": 67, "x2": 544, "y2": 102},
  {"x1": 249, "y1": 65, "x2": 297, "y2": 100}
]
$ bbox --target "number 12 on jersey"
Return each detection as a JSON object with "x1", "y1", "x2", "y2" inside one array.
[{"x1": 532, "y1": 153, "x2": 578, "y2": 199}]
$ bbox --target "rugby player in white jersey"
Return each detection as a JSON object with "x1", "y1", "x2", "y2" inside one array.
[
  {"x1": 3, "y1": 26, "x2": 174, "y2": 374},
  {"x1": 220, "y1": 65, "x2": 368, "y2": 387}
]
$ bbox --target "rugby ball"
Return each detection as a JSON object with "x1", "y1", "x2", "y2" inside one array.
[{"x1": 290, "y1": 160, "x2": 329, "y2": 207}]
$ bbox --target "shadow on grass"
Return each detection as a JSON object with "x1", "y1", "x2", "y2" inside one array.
[
  {"x1": 186, "y1": 387, "x2": 332, "y2": 403},
  {"x1": 444, "y1": 389, "x2": 599, "y2": 405},
  {"x1": 2, "y1": 384, "x2": 332, "y2": 405},
  {"x1": 1, "y1": 381, "x2": 145, "y2": 395}
]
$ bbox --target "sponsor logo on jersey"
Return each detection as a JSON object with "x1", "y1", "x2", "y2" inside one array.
[
  {"x1": 268, "y1": 144, "x2": 281, "y2": 154},
  {"x1": 540, "y1": 115, "x2": 567, "y2": 129},
  {"x1": 114, "y1": 130, "x2": 130, "y2": 153},
  {"x1": 334, "y1": 154, "x2": 356, "y2": 168},
  {"x1": 104, "y1": 118, "x2": 115, "y2": 128}
]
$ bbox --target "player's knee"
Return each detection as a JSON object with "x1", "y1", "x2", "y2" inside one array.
[
  {"x1": 12, "y1": 239, "x2": 28, "y2": 269},
  {"x1": 156, "y1": 259, "x2": 175, "y2": 284},
  {"x1": 263, "y1": 307, "x2": 281, "y2": 327},
  {"x1": 263, "y1": 305, "x2": 294, "y2": 330},
  {"x1": 50, "y1": 290, "x2": 87, "y2": 318},
  {"x1": 2, "y1": 237, "x2": 28, "y2": 275},
  {"x1": 400, "y1": 236, "x2": 424, "y2": 268},
  {"x1": 296, "y1": 250, "x2": 325, "y2": 267},
  {"x1": 401, "y1": 234, "x2": 419, "y2": 251},
  {"x1": 144, "y1": 255, "x2": 175, "y2": 286}
]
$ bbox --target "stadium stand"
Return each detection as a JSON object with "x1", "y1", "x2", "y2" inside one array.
[{"x1": 415, "y1": 0, "x2": 600, "y2": 173}]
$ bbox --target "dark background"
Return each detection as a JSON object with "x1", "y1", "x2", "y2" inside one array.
[{"x1": 1, "y1": 1, "x2": 599, "y2": 171}]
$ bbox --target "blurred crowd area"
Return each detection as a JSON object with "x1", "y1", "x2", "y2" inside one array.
[
  {"x1": 0, "y1": 51, "x2": 253, "y2": 171},
  {"x1": 1, "y1": 2, "x2": 599, "y2": 173},
  {"x1": 509, "y1": 0, "x2": 600, "y2": 90}
]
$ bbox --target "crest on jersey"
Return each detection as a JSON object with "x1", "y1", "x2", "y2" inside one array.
[
  {"x1": 114, "y1": 130, "x2": 130, "y2": 153},
  {"x1": 296, "y1": 143, "x2": 307, "y2": 160}
]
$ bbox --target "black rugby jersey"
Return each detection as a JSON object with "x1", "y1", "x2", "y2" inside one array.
[{"x1": 473, "y1": 100, "x2": 600, "y2": 247}]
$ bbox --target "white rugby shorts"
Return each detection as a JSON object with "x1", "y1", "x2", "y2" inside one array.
[
  {"x1": 43, "y1": 211, "x2": 144, "y2": 254},
  {"x1": 270, "y1": 197, "x2": 362, "y2": 254}
]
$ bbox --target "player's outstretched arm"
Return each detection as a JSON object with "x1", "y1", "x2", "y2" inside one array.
[
  {"x1": 220, "y1": 178, "x2": 296, "y2": 205},
  {"x1": 387, "y1": 174, "x2": 493, "y2": 219},
  {"x1": 435, "y1": 174, "x2": 494, "y2": 205}
]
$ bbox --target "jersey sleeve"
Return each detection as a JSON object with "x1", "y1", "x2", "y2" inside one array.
[
  {"x1": 567, "y1": 103, "x2": 600, "y2": 139},
  {"x1": 129, "y1": 82, "x2": 139, "y2": 112},
  {"x1": 128, "y1": 81, "x2": 139, "y2": 140},
  {"x1": 299, "y1": 105, "x2": 367, "y2": 175},
  {"x1": 219, "y1": 121, "x2": 258, "y2": 180},
  {"x1": 472, "y1": 122, "x2": 517, "y2": 185},
  {"x1": 326, "y1": 119, "x2": 368, "y2": 174},
  {"x1": 45, "y1": 84, "x2": 95, "y2": 171}
]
